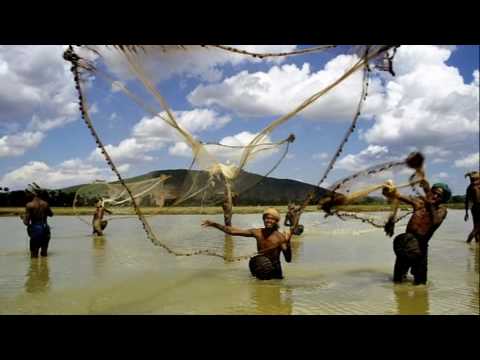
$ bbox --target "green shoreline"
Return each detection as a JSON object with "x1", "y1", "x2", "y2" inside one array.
[{"x1": 0, "y1": 203, "x2": 465, "y2": 217}]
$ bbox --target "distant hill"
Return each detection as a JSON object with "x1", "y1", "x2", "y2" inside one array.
[{"x1": 59, "y1": 169, "x2": 328, "y2": 206}]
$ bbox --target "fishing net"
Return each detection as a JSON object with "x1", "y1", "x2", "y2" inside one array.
[
  {"x1": 317, "y1": 152, "x2": 427, "y2": 235},
  {"x1": 72, "y1": 175, "x2": 171, "y2": 226},
  {"x1": 63, "y1": 44, "x2": 397, "y2": 260}
]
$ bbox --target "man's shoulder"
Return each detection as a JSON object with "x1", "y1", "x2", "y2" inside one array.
[
  {"x1": 438, "y1": 206, "x2": 448, "y2": 219},
  {"x1": 39, "y1": 199, "x2": 50, "y2": 207}
]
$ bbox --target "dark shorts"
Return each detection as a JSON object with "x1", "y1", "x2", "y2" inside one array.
[
  {"x1": 393, "y1": 232, "x2": 428, "y2": 284},
  {"x1": 393, "y1": 233, "x2": 423, "y2": 261},
  {"x1": 249, "y1": 255, "x2": 283, "y2": 280},
  {"x1": 28, "y1": 223, "x2": 50, "y2": 256},
  {"x1": 93, "y1": 219, "x2": 108, "y2": 234}
]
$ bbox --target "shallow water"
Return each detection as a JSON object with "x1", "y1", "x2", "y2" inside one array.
[{"x1": 0, "y1": 210, "x2": 478, "y2": 314}]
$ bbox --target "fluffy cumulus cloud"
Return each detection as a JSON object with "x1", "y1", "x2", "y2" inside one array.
[
  {"x1": 0, "y1": 131, "x2": 44, "y2": 157},
  {"x1": 89, "y1": 45, "x2": 299, "y2": 84},
  {"x1": 188, "y1": 54, "x2": 385, "y2": 120},
  {"x1": 0, "y1": 159, "x2": 113, "y2": 190},
  {"x1": 363, "y1": 46, "x2": 479, "y2": 150},
  {"x1": 90, "y1": 109, "x2": 232, "y2": 164},
  {"x1": 454, "y1": 152, "x2": 479, "y2": 168},
  {"x1": 0, "y1": 45, "x2": 79, "y2": 156},
  {"x1": 168, "y1": 130, "x2": 279, "y2": 167},
  {"x1": 336, "y1": 145, "x2": 391, "y2": 172}
]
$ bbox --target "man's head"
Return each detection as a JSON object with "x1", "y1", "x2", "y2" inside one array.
[
  {"x1": 263, "y1": 207, "x2": 280, "y2": 230},
  {"x1": 430, "y1": 183, "x2": 451, "y2": 204},
  {"x1": 465, "y1": 171, "x2": 480, "y2": 184}
]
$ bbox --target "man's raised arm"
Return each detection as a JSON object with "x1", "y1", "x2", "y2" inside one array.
[{"x1": 201, "y1": 220, "x2": 255, "y2": 237}]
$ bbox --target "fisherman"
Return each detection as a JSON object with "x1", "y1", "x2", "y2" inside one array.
[
  {"x1": 202, "y1": 208, "x2": 292, "y2": 280},
  {"x1": 22, "y1": 185, "x2": 54, "y2": 258},
  {"x1": 92, "y1": 198, "x2": 112, "y2": 236},
  {"x1": 464, "y1": 171, "x2": 480, "y2": 243},
  {"x1": 382, "y1": 179, "x2": 450, "y2": 285}
]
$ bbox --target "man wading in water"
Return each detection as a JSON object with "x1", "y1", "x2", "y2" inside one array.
[
  {"x1": 464, "y1": 171, "x2": 480, "y2": 243},
  {"x1": 382, "y1": 179, "x2": 450, "y2": 285},
  {"x1": 22, "y1": 185, "x2": 54, "y2": 258},
  {"x1": 92, "y1": 199, "x2": 112, "y2": 236},
  {"x1": 202, "y1": 208, "x2": 292, "y2": 280}
]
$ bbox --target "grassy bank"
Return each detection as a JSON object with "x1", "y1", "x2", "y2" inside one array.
[{"x1": 0, "y1": 203, "x2": 465, "y2": 217}]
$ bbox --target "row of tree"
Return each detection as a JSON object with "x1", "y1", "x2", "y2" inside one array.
[{"x1": 0, "y1": 188, "x2": 467, "y2": 207}]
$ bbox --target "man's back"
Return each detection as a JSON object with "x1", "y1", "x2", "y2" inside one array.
[{"x1": 24, "y1": 197, "x2": 53, "y2": 225}]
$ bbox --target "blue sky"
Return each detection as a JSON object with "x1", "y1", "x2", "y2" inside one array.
[{"x1": 0, "y1": 45, "x2": 478, "y2": 195}]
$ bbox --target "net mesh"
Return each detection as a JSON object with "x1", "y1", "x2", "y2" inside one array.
[{"x1": 63, "y1": 44, "x2": 398, "y2": 260}]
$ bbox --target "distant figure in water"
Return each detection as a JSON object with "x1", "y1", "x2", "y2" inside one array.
[
  {"x1": 202, "y1": 208, "x2": 292, "y2": 280},
  {"x1": 22, "y1": 185, "x2": 53, "y2": 258},
  {"x1": 285, "y1": 203, "x2": 304, "y2": 235},
  {"x1": 464, "y1": 171, "x2": 480, "y2": 243},
  {"x1": 92, "y1": 199, "x2": 112, "y2": 236},
  {"x1": 382, "y1": 179, "x2": 450, "y2": 285}
]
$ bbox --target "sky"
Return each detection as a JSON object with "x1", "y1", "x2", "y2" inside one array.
[{"x1": 0, "y1": 45, "x2": 478, "y2": 195}]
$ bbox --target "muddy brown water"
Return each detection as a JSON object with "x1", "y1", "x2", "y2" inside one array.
[{"x1": 0, "y1": 210, "x2": 478, "y2": 314}]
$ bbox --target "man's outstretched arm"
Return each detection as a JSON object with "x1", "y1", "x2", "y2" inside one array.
[{"x1": 202, "y1": 220, "x2": 255, "y2": 237}]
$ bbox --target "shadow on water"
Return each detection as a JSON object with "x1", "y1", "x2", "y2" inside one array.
[{"x1": 24, "y1": 258, "x2": 50, "y2": 294}]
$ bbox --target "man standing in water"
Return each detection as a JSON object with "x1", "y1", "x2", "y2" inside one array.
[
  {"x1": 383, "y1": 179, "x2": 450, "y2": 285},
  {"x1": 92, "y1": 198, "x2": 112, "y2": 236},
  {"x1": 202, "y1": 208, "x2": 292, "y2": 280},
  {"x1": 464, "y1": 171, "x2": 480, "y2": 243},
  {"x1": 22, "y1": 186, "x2": 54, "y2": 258}
]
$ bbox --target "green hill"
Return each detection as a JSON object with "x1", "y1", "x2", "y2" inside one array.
[{"x1": 58, "y1": 169, "x2": 327, "y2": 206}]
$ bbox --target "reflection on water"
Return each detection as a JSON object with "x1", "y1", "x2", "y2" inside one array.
[
  {"x1": 393, "y1": 285, "x2": 430, "y2": 315},
  {"x1": 24, "y1": 258, "x2": 50, "y2": 294},
  {"x1": 223, "y1": 235, "x2": 234, "y2": 263},
  {"x1": 467, "y1": 245, "x2": 479, "y2": 313},
  {"x1": 93, "y1": 235, "x2": 107, "y2": 277},
  {"x1": 250, "y1": 282, "x2": 293, "y2": 315},
  {"x1": 0, "y1": 211, "x2": 478, "y2": 314}
]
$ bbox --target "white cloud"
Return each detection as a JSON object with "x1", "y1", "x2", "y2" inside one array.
[
  {"x1": 87, "y1": 45, "x2": 299, "y2": 85},
  {"x1": 433, "y1": 172, "x2": 449, "y2": 179},
  {"x1": 0, "y1": 159, "x2": 112, "y2": 190},
  {"x1": 90, "y1": 109, "x2": 232, "y2": 165},
  {"x1": 454, "y1": 152, "x2": 479, "y2": 168},
  {"x1": 188, "y1": 54, "x2": 384, "y2": 120},
  {"x1": 336, "y1": 145, "x2": 390, "y2": 171},
  {"x1": 312, "y1": 152, "x2": 329, "y2": 160},
  {"x1": 363, "y1": 46, "x2": 479, "y2": 149},
  {"x1": 89, "y1": 137, "x2": 156, "y2": 164},
  {"x1": 0, "y1": 45, "x2": 79, "y2": 129},
  {"x1": 168, "y1": 142, "x2": 191, "y2": 157},
  {"x1": 169, "y1": 131, "x2": 280, "y2": 168},
  {"x1": 0, "y1": 131, "x2": 45, "y2": 157},
  {"x1": 133, "y1": 109, "x2": 231, "y2": 141},
  {"x1": 0, "y1": 45, "x2": 81, "y2": 156}
]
